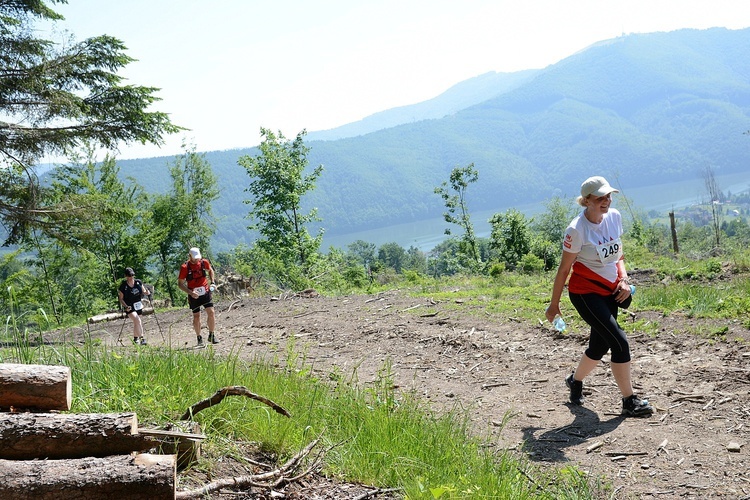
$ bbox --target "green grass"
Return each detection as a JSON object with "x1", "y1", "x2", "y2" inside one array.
[
  {"x1": 636, "y1": 275, "x2": 750, "y2": 319},
  {"x1": 403, "y1": 252, "x2": 750, "y2": 326},
  {"x1": 406, "y1": 273, "x2": 552, "y2": 322},
  {"x1": 0, "y1": 333, "x2": 593, "y2": 499}
]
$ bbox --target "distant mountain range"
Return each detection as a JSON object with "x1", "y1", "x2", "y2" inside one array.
[
  {"x1": 306, "y1": 69, "x2": 539, "y2": 141},
  {"x1": 116, "y1": 27, "x2": 750, "y2": 251}
]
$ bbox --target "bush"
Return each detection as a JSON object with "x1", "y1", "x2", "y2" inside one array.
[
  {"x1": 402, "y1": 270, "x2": 425, "y2": 284},
  {"x1": 343, "y1": 265, "x2": 368, "y2": 288},
  {"x1": 519, "y1": 253, "x2": 545, "y2": 274},
  {"x1": 488, "y1": 262, "x2": 506, "y2": 279}
]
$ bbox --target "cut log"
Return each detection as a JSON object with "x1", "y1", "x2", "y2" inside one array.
[
  {"x1": 0, "y1": 363, "x2": 71, "y2": 411},
  {"x1": 0, "y1": 412, "x2": 157, "y2": 460},
  {"x1": 88, "y1": 308, "x2": 154, "y2": 324},
  {"x1": 0, "y1": 454, "x2": 176, "y2": 500}
]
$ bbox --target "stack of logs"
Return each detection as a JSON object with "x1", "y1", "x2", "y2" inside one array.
[{"x1": 0, "y1": 363, "x2": 200, "y2": 500}]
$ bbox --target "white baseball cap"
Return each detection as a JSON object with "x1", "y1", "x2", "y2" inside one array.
[
  {"x1": 189, "y1": 247, "x2": 202, "y2": 259},
  {"x1": 580, "y1": 176, "x2": 619, "y2": 197}
]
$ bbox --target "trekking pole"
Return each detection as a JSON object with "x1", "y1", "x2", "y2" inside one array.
[
  {"x1": 116, "y1": 306, "x2": 128, "y2": 346},
  {"x1": 147, "y1": 285, "x2": 166, "y2": 343}
]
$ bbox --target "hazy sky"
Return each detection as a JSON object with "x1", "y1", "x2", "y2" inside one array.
[{"x1": 47, "y1": 1, "x2": 750, "y2": 160}]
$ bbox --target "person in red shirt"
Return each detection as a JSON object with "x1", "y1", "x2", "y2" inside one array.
[{"x1": 178, "y1": 247, "x2": 219, "y2": 346}]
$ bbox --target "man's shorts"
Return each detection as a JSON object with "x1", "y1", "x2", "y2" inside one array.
[{"x1": 188, "y1": 290, "x2": 213, "y2": 313}]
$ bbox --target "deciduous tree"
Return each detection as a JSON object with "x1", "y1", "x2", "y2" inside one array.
[
  {"x1": 150, "y1": 144, "x2": 218, "y2": 303},
  {"x1": 703, "y1": 165, "x2": 723, "y2": 250},
  {"x1": 434, "y1": 164, "x2": 480, "y2": 268},
  {"x1": 489, "y1": 208, "x2": 532, "y2": 269},
  {"x1": 240, "y1": 128, "x2": 323, "y2": 275}
]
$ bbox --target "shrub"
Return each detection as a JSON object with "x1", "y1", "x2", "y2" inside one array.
[
  {"x1": 488, "y1": 262, "x2": 506, "y2": 279},
  {"x1": 519, "y1": 253, "x2": 545, "y2": 274}
]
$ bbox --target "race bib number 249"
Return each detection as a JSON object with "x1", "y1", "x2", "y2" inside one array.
[{"x1": 596, "y1": 238, "x2": 623, "y2": 265}]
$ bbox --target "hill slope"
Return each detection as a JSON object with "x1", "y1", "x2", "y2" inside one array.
[{"x1": 117, "y1": 27, "x2": 750, "y2": 251}]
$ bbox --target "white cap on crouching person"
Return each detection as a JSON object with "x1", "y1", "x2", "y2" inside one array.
[
  {"x1": 189, "y1": 247, "x2": 202, "y2": 259},
  {"x1": 580, "y1": 176, "x2": 619, "y2": 198}
]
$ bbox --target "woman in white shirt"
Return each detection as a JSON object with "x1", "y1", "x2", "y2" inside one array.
[{"x1": 546, "y1": 176, "x2": 653, "y2": 417}]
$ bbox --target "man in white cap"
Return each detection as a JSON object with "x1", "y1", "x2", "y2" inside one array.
[{"x1": 178, "y1": 247, "x2": 219, "y2": 346}]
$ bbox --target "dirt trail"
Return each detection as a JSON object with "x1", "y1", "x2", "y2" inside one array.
[{"x1": 87, "y1": 288, "x2": 750, "y2": 499}]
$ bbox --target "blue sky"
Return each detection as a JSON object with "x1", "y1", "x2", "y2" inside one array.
[{"x1": 47, "y1": 0, "x2": 750, "y2": 160}]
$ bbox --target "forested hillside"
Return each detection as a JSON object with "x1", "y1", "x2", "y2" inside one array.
[{"x1": 116, "y1": 27, "x2": 750, "y2": 250}]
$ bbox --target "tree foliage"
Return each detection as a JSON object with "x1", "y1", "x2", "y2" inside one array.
[
  {"x1": 0, "y1": 0, "x2": 181, "y2": 243},
  {"x1": 149, "y1": 144, "x2": 218, "y2": 303},
  {"x1": 346, "y1": 239, "x2": 376, "y2": 268},
  {"x1": 434, "y1": 163, "x2": 480, "y2": 268},
  {"x1": 489, "y1": 209, "x2": 533, "y2": 270},
  {"x1": 48, "y1": 152, "x2": 144, "y2": 277},
  {"x1": 530, "y1": 196, "x2": 578, "y2": 270},
  {"x1": 240, "y1": 128, "x2": 323, "y2": 273}
]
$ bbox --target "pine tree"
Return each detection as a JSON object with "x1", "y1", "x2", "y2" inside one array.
[{"x1": 0, "y1": 0, "x2": 182, "y2": 242}]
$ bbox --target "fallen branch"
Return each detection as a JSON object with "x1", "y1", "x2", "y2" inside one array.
[
  {"x1": 175, "y1": 437, "x2": 322, "y2": 499},
  {"x1": 604, "y1": 451, "x2": 648, "y2": 456},
  {"x1": 291, "y1": 310, "x2": 328, "y2": 319},
  {"x1": 352, "y1": 487, "x2": 404, "y2": 500},
  {"x1": 400, "y1": 304, "x2": 424, "y2": 312},
  {"x1": 180, "y1": 386, "x2": 291, "y2": 420},
  {"x1": 586, "y1": 441, "x2": 604, "y2": 453},
  {"x1": 481, "y1": 382, "x2": 509, "y2": 390}
]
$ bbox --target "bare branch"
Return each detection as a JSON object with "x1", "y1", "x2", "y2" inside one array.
[
  {"x1": 174, "y1": 437, "x2": 322, "y2": 499},
  {"x1": 180, "y1": 385, "x2": 291, "y2": 420}
]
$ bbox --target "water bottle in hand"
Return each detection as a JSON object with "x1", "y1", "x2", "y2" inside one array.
[
  {"x1": 552, "y1": 314, "x2": 566, "y2": 332},
  {"x1": 629, "y1": 285, "x2": 636, "y2": 295}
]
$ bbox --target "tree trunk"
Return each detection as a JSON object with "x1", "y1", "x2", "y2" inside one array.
[
  {"x1": 88, "y1": 308, "x2": 154, "y2": 324},
  {"x1": 0, "y1": 454, "x2": 175, "y2": 500},
  {"x1": 0, "y1": 412, "x2": 157, "y2": 460},
  {"x1": 0, "y1": 363, "x2": 71, "y2": 411}
]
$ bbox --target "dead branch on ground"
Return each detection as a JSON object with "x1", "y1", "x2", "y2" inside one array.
[
  {"x1": 175, "y1": 437, "x2": 323, "y2": 499},
  {"x1": 180, "y1": 386, "x2": 290, "y2": 420}
]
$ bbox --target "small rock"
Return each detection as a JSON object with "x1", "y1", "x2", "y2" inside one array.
[{"x1": 727, "y1": 442, "x2": 742, "y2": 453}]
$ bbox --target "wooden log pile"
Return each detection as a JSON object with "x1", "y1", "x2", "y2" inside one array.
[
  {"x1": 0, "y1": 362, "x2": 318, "y2": 498},
  {"x1": 0, "y1": 362, "x2": 187, "y2": 499}
]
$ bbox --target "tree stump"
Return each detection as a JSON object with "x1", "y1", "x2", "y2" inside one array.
[
  {"x1": 0, "y1": 363, "x2": 71, "y2": 411},
  {"x1": 0, "y1": 454, "x2": 176, "y2": 499},
  {"x1": 139, "y1": 426, "x2": 206, "y2": 471}
]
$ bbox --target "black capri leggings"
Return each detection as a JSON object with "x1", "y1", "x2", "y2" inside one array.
[{"x1": 569, "y1": 292, "x2": 631, "y2": 363}]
